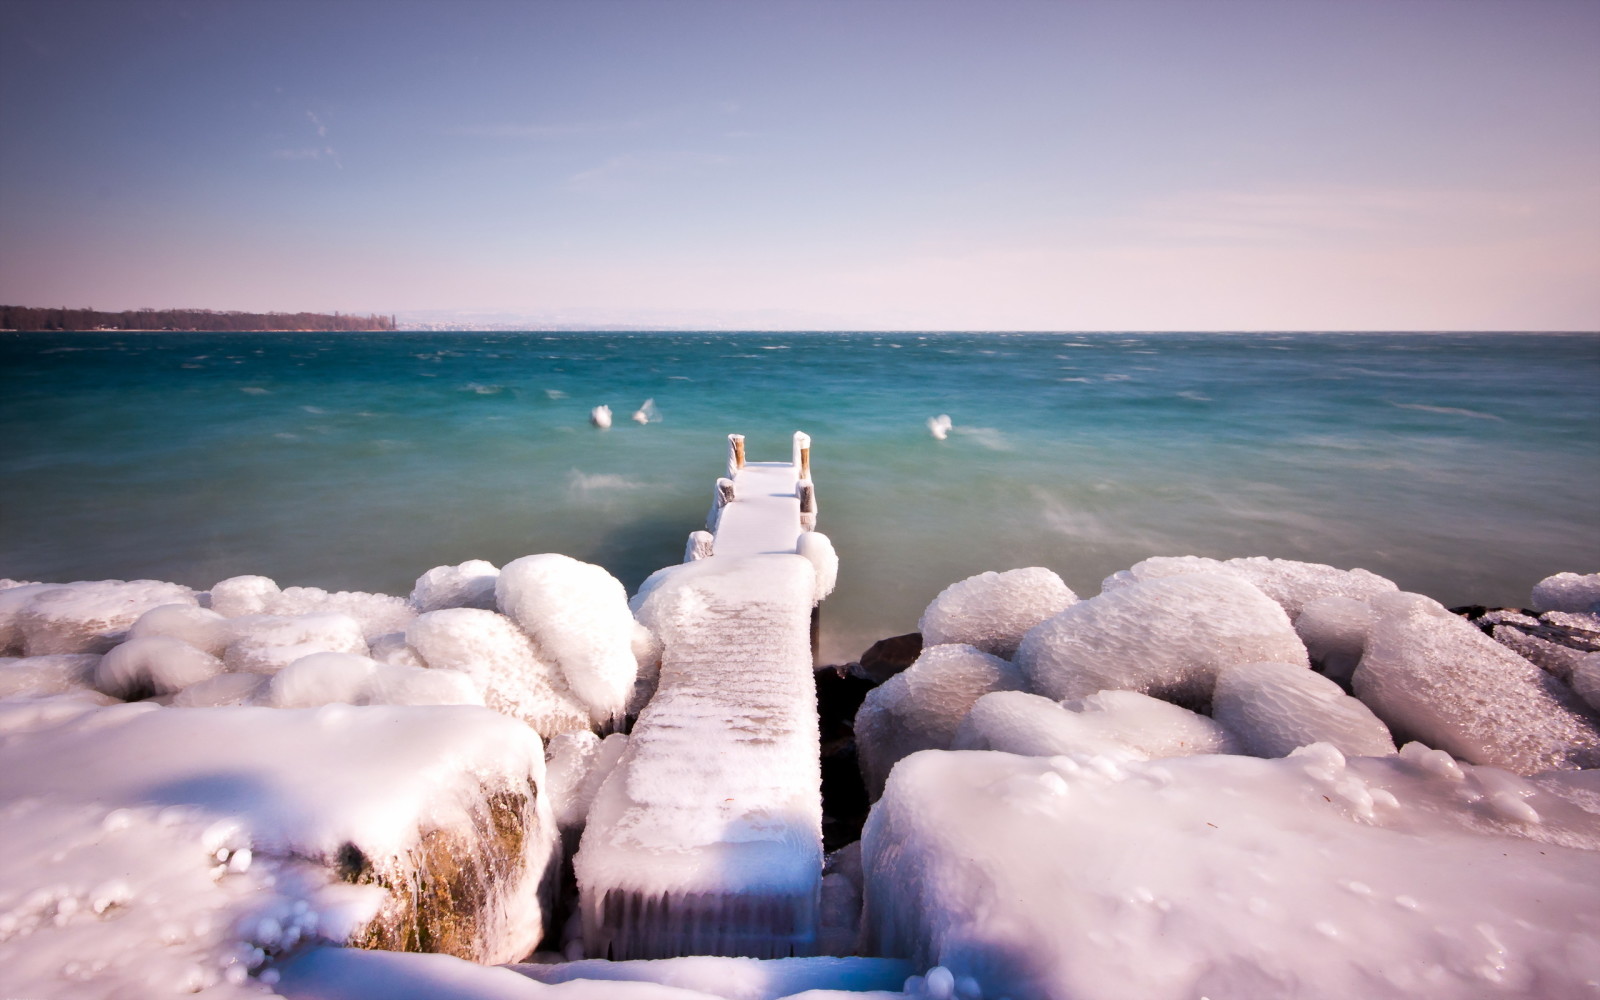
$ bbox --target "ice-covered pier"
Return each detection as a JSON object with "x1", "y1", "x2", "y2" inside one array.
[{"x1": 576, "y1": 433, "x2": 835, "y2": 960}]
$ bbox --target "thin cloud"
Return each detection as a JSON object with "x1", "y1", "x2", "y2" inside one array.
[
  {"x1": 307, "y1": 110, "x2": 328, "y2": 137},
  {"x1": 566, "y1": 151, "x2": 732, "y2": 195},
  {"x1": 450, "y1": 118, "x2": 650, "y2": 140}
]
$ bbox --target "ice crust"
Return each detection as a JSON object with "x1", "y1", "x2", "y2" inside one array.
[
  {"x1": 853, "y1": 644, "x2": 1024, "y2": 801},
  {"x1": 860, "y1": 746, "x2": 1600, "y2": 1000},
  {"x1": 1292, "y1": 595, "x2": 1374, "y2": 684},
  {"x1": 410, "y1": 559, "x2": 502, "y2": 613},
  {"x1": 408, "y1": 608, "x2": 593, "y2": 738},
  {"x1": 1531, "y1": 572, "x2": 1600, "y2": 614},
  {"x1": 1573, "y1": 653, "x2": 1600, "y2": 713},
  {"x1": 264, "y1": 652, "x2": 481, "y2": 709},
  {"x1": 953, "y1": 689, "x2": 1239, "y2": 761},
  {"x1": 1212, "y1": 661, "x2": 1396, "y2": 758},
  {"x1": 0, "y1": 653, "x2": 101, "y2": 699},
  {"x1": 1104, "y1": 555, "x2": 1397, "y2": 619},
  {"x1": 1, "y1": 579, "x2": 198, "y2": 656},
  {"x1": 1353, "y1": 592, "x2": 1600, "y2": 773},
  {"x1": 94, "y1": 634, "x2": 225, "y2": 700},
  {"x1": 546, "y1": 731, "x2": 629, "y2": 832},
  {"x1": 1016, "y1": 572, "x2": 1307, "y2": 708},
  {"x1": 796, "y1": 532, "x2": 839, "y2": 603},
  {"x1": 498, "y1": 554, "x2": 640, "y2": 726},
  {"x1": 510, "y1": 955, "x2": 917, "y2": 998},
  {"x1": 917, "y1": 568, "x2": 1077, "y2": 658},
  {"x1": 129, "y1": 603, "x2": 233, "y2": 657},
  {"x1": 224, "y1": 613, "x2": 370, "y2": 674}
]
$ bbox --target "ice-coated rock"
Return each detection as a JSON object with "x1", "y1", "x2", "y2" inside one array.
[
  {"x1": 267, "y1": 652, "x2": 381, "y2": 708},
  {"x1": 0, "y1": 583, "x2": 59, "y2": 655},
  {"x1": 409, "y1": 559, "x2": 501, "y2": 613},
  {"x1": 127, "y1": 603, "x2": 233, "y2": 657},
  {"x1": 1212, "y1": 661, "x2": 1396, "y2": 759},
  {"x1": 208, "y1": 574, "x2": 282, "y2": 617},
  {"x1": 222, "y1": 612, "x2": 369, "y2": 675},
  {"x1": 1572, "y1": 653, "x2": 1600, "y2": 714},
  {"x1": 1353, "y1": 592, "x2": 1600, "y2": 773},
  {"x1": 367, "y1": 630, "x2": 427, "y2": 669},
  {"x1": 407, "y1": 607, "x2": 592, "y2": 738},
  {"x1": 918, "y1": 567, "x2": 1077, "y2": 658},
  {"x1": 954, "y1": 688, "x2": 1239, "y2": 761},
  {"x1": 1103, "y1": 555, "x2": 1397, "y2": 620},
  {"x1": 0, "y1": 653, "x2": 100, "y2": 699},
  {"x1": 94, "y1": 635, "x2": 225, "y2": 700},
  {"x1": 497, "y1": 554, "x2": 638, "y2": 725},
  {"x1": 10, "y1": 580, "x2": 198, "y2": 656},
  {"x1": 854, "y1": 643, "x2": 1025, "y2": 801},
  {"x1": 171, "y1": 671, "x2": 268, "y2": 707},
  {"x1": 545, "y1": 730, "x2": 629, "y2": 833},
  {"x1": 1016, "y1": 572, "x2": 1307, "y2": 709},
  {"x1": 1293, "y1": 595, "x2": 1374, "y2": 684},
  {"x1": 254, "y1": 586, "x2": 415, "y2": 642},
  {"x1": 1531, "y1": 571, "x2": 1600, "y2": 614}
]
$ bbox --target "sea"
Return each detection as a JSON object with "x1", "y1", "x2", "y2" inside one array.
[{"x1": 2, "y1": 330, "x2": 1596, "y2": 664}]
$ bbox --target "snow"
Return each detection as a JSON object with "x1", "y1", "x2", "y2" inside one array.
[
  {"x1": 1211, "y1": 661, "x2": 1396, "y2": 758},
  {"x1": 497, "y1": 554, "x2": 640, "y2": 726},
  {"x1": 708, "y1": 462, "x2": 805, "y2": 558},
  {"x1": 407, "y1": 608, "x2": 592, "y2": 737},
  {"x1": 1532, "y1": 572, "x2": 1600, "y2": 614},
  {"x1": 860, "y1": 745, "x2": 1600, "y2": 1000},
  {"x1": 545, "y1": 731, "x2": 629, "y2": 833},
  {"x1": 0, "y1": 653, "x2": 100, "y2": 699},
  {"x1": 1292, "y1": 595, "x2": 1373, "y2": 684},
  {"x1": 917, "y1": 568, "x2": 1077, "y2": 658},
  {"x1": 172, "y1": 671, "x2": 269, "y2": 707},
  {"x1": 264, "y1": 651, "x2": 480, "y2": 709},
  {"x1": 511, "y1": 955, "x2": 916, "y2": 999},
  {"x1": 3, "y1": 579, "x2": 198, "y2": 655},
  {"x1": 1015, "y1": 571, "x2": 1307, "y2": 708},
  {"x1": 853, "y1": 644, "x2": 1024, "y2": 801},
  {"x1": 94, "y1": 634, "x2": 225, "y2": 699},
  {"x1": 797, "y1": 532, "x2": 839, "y2": 603},
  {"x1": 224, "y1": 612, "x2": 370, "y2": 674},
  {"x1": 1353, "y1": 591, "x2": 1600, "y2": 773},
  {"x1": 411, "y1": 559, "x2": 501, "y2": 613},
  {"x1": 1103, "y1": 555, "x2": 1397, "y2": 620},
  {"x1": 953, "y1": 689, "x2": 1239, "y2": 761}
]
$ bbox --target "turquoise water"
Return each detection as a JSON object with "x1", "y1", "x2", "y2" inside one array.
[{"x1": 2, "y1": 331, "x2": 1596, "y2": 663}]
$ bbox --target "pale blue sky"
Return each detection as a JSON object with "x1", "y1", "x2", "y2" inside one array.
[{"x1": 2, "y1": 0, "x2": 1596, "y2": 329}]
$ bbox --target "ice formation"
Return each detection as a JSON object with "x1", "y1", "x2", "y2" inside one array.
[
  {"x1": 1573, "y1": 653, "x2": 1600, "y2": 713},
  {"x1": 917, "y1": 567, "x2": 1077, "y2": 658},
  {"x1": 545, "y1": 730, "x2": 630, "y2": 834},
  {"x1": 1103, "y1": 555, "x2": 1397, "y2": 620},
  {"x1": 853, "y1": 644, "x2": 1025, "y2": 800},
  {"x1": 408, "y1": 607, "x2": 593, "y2": 738},
  {"x1": 1353, "y1": 592, "x2": 1600, "y2": 773},
  {"x1": 860, "y1": 746, "x2": 1600, "y2": 1000},
  {"x1": 1016, "y1": 571, "x2": 1307, "y2": 708},
  {"x1": 1292, "y1": 595, "x2": 1373, "y2": 684},
  {"x1": 580, "y1": 555, "x2": 821, "y2": 960},
  {"x1": 797, "y1": 532, "x2": 839, "y2": 603},
  {"x1": 223, "y1": 612, "x2": 370, "y2": 674},
  {"x1": 510, "y1": 955, "x2": 917, "y2": 997},
  {"x1": 1211, "y1": 661, "x2": 1396, "y2": 758},
  {"x1": 497, "y1": 554, "x2": 640, "y2": 726},
  {"x1": 1531, "y1": 571, "x2": 1600, "y2": 614},
  {"x1": 93, "y1": 634, "x2": 224, "y2": 700},
  {"x1": 633, "y1": 399, "x2": 660, "y2": 424},
  {"x1": 410, "y1": 559, "x2": 501, "y2": 613},
  {"x1": 208, "y1": 574, "x2": 284, "y2": 617},
  {"x1": 926, "y1": 415, "x2": 952, "y2": 441},
  {"x1": 591, "y1": 405, "x2": 613, "y2": 429},
  {"x1": 1, "y1": 579, "x2": 197, "y2": 656},
  {"x1": 171, "y1": 671, "x2": 268, "y2": 708},
  {"x1": 0, "y1": 653, "x2": 101, "y2": 700},
  {"x1": 128, "y1": 603, "x2": 233, "y2": 656},
  {"x1": 953, "y1": 689, "x2": 1239, "y2": 761}
]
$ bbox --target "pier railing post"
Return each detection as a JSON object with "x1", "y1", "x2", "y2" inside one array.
[
  {"x1": 792, "y1": 432, "x2": 810, "y2": 481},
  {"x1": 728, "y1": 434, "x2": 746, "y2": 479}
]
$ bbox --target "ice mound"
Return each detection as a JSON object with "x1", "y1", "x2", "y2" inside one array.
[
  {"x1": 498, "y1": 554, "x2": 639, "y2": 726},
  {"x1": 2, "y1": 579, "x2": 197, "y2": 656},
  {"x1": 207, "y1": 574, "x2": 281, "y2": 617},
  {"x1": 93, "y1": 635, "x2": 224, "y2": 700},
  {"x1": 0, "y1": 703, "x2": 559, "y2": 965},
  {"x1": 1293, "y1": 595, "x2": 1374, "y2": 684},
  {"x1": 1573, "y1": 654, "x2": 1600, "y2": 713},
  {"x1": 546, "y1": 730, "x2": 630, "y2": 834},
  {"x1": 1531, "y1": 571, "x2": 1600, "y2": 614},
  {"x1": 1016, "y1": 572, "x2": 1307, "y2": 708},
  {"x1": 1353, "y1": 592, "x2": 1600, "y2": 773},
  {"x1": 128, "y1": 603, "x2": 232, "y2": 657},
  {"x1": 223, "y1": 612, "x2": 369, "y2": 674},
  {"x1": 1104, "y1": 556, "x2": 1397, "y2": 620},
  {"x1": 171, "y1": 671, "x2": 268, "y2": 708},
  {"x1": 0, "y1": 653, "x2": 100, "y2": 700},
  {"x1": 797, "y1": 532, "x2": 839, "y2": 603},
  {"x1": 408, "y1": 608, "x2": 592, "y2": 738},
  {"x1": 860, "y1": 746, "x2": 1600, "y2": 1000},
  {"x1": 854, "y1": 644, "x2": 1025, "y2": 801},
  {"x1": 259, "y1": 586, "x2": 415, "y2": 642},
  {"x1": 410, "y1": 559, "x2": 501, "y2": 613},
  {"x1": 1212, "y1": 661, "x2": 1395, "y2": 758},
  {"x1": 266, "y1": 652, "x2": 381, "y2": 707},
  {"x1": 954, "y1": 689, "x2": 1239, "y2": 761},
  {"x1": 369, "y1": 629, "x2": 427, "y2": 669},
  {"x1": 918, "y1": 567, "x2": 1077, "y2": 658}
]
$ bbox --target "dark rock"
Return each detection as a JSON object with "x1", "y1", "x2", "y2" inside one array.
[{"x1": 855, "y1": 632, "x2": 923, "y2": 684}]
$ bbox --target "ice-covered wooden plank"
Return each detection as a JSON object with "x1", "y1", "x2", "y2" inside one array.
[
  {"x1": 712, "y1": 461, "x2": 804, "y2": 558},
  {"x1": 579, "y1": 554, "x2": 823, "y2": 960}
]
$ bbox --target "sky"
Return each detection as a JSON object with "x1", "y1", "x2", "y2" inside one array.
[{"x1": 1, "y1": 0, "x2": 1597, "y2": 331}]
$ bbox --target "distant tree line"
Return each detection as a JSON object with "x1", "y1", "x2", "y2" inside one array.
[{"x1": 0, "y1": 305, "x2": 397, "y2": 332}]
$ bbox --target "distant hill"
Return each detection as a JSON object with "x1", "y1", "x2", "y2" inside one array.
[{"x1": 1, "y1": 305, "x2": 396, "y2": 332}]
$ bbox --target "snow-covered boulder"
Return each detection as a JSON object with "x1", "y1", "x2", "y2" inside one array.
[
  {"x1": 954, "y1": 688, "x2": 1238, "y2": 761},
  {"x1": 207, "y1": 574, "x2": 281, "y2": 617},
  {"x1": 545, "y1": 730, "x2": 629, "y2": 835},
  {"x1": 918, "y1": 567, "x2": 1077, "y2": 658},
  {"x1": 1353, "y1": 592, "x2": 1600, "y2": 773},
  {"x1": 0, "y1": 653, "x2": 101, "y2": 700},
  {"x1": 1573, "y1": 653, "x2": 1600, "y2": 714},
  {"x1": 171, "y1": 671, "x2": 268, "y2": 708},
  {"x1": 860, "y1": 745, "x2": 1600, "y2": 1000},
  {"x1": 409, "y1": 559, "x2": 501, "y2": 613},
  {"x1": 93, "y1": 635, "x2": 225, "y2": 700},
  {"x1": 128, "y1": 603, "x2": 233, "y2": 657},
  {"x1": 223, "y1": 612, "x2": 369, "y2": 674},
  {"x1": 497, "y1": 554, "x2": 639, "y2": 726},
  {"x1": 1016, "y1": 572, "x2": 1307, "y2": 709},
  {"x1": 8, "y1": 580, "x2": 197, "y2": 656},
  {"x1": 1212, "y1": 661, "x2": 1395, "y2": 759},
  {"x1": 407, "y1": 608, "x2": 592, "y2": 738},
  {"x1": 1531, "y1": 572, "x2": 1600, "y2": 614},
  {"x1": 854, "y1": 644, "x2": 1024, "y2": 800},
  {"x1": 1293, "y1": 595, "x2": 1374, "y2": 684},
  {"x1": 1104, "y1": 556, "x2": 1397, "y2": 620}
]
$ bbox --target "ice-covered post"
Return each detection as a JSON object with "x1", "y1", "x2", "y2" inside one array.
[
  {"x1": 728, "y1": 434, "x2": 746, "y2": 478},
  {"x1": 792, "y1": 431, "x2": 811, "y2": 481}
]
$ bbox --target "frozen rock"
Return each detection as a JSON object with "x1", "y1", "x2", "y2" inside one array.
[
  {"x1": 369, "y1": 630, "x2": 427, "y2": 669},
  {"x1": 1572, "y1": 653, "x2": 1600, "y2": 713},
  {"x1": 93, "y1": 635, "x2": 225, "y2": 700},
  {"x1": 268, "y1": 652, "x2": 380, "y2": 708},
  {"x1": 628, "y1": 621, "x2": 664, "y2": 717},
  {"x1": 254, "y1": 586, "x2": 415, "y2": 642},
  {"x1": 408, "y1": 608, "x2": 592, "y2": 738},
  {"x1": 1212, "y1": 661, "x2": 1396, "y2": 759},
  {"x1": 1104, "y1": 556, "x2": 1397, "y2": 620},
  {"x1": 918, "y1": 567, "x2": 1077, "y2": 658},
  {"x1": 223, "y1": 612, "x2": 369, "y2": 674},
  {"x1": 0, "y1": 583, "x2": 59, "y2": 655},
  {"x1": 208, "y1": 574, "x2": 281, "y2": 617},
  {"x1": 1016, "y1": 572, "x2": 1307, "y2": 709},
  {"x1": 546, "y1": 731, "x2": 629, "y2": 833},
  {"x1": 854, "y1": 644, "x2": 1024, "y2": 801},
  {"x1": 0, "y1": 653, "x2": 101, "y2": 700},
  {"x1": 365, "y1": 663, "x2": 482, "y2": 707},
  {"x1": 1353, "y1": 592, "x2": 1600, "y2": 773},
  {"x1": 498, "y1": 554, "x2": 639, "y2": 726},
  {"x1": 1493, "y1": 625, "x2": 1590, "y2": 684},
  {"x1": 1531, "y1": 571, "x2": 1600, "y2": 614},
  {"x1": 410, "y1": 559, "x2": 501, "y2": 613},
  {"x1": 171, "y1": 671, "x2": 268, "y2": 708},
  {"x1": 954, "y1": 689, "x2": 1239, "y2": 761},
  {"x1": 860, "y1": 746, "x2": 1600, "y2": 1000},
  {"x1": 127, "y1": 603, "x2": 233, "y2": 657},
  {"x1": 10, "y1": 580, "x2": 197, "y2": 656},
  {"x1": 1294, "y1": 595, "x2": 1374, "y2": 684}
]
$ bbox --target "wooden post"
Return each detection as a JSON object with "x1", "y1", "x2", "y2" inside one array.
[
  {"x1": 796, "y1": 479, "x2": 817, "y2": 531},
  {"x1": 793, "y1": 431, "x2": 811, "y2": 480},
  {"x1": 728, "y1": 434, "x2": 746, "y2": 478}
]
